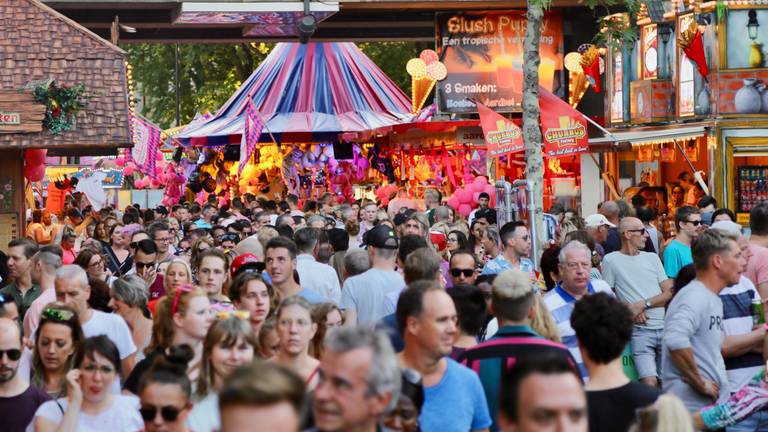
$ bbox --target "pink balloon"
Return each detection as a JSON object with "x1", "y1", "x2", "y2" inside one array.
[
  {"x1": 473, "y1": 176, "x2": 488, "y2": 186},
  {"x1": 457, "y1": 188, "x2": 472, "y2": 204},
  {"x1": 151, "y1": 179, "x2": 162, "y2": 189},
  {"x1": 25, "y1": 149, "x2": 47, "y2": 166},
  {"x1": 458, "y1": 204, "x2": 472, "y2": 217},
  {"x1": 447, "y1": 196, "x2": 460, "y2": 209},
  {"x1": 123, "y1": 165, "x2": 135, "y2": 176},
  {"x1": 114, "y1": 156, "x2": 126, "y2": 167},
  {"x1": 484, "y1": 184, "x2": 495, "y2": 195},
  {"x1": 472, "y1": 192, "x2": 482, "y2": 204}
]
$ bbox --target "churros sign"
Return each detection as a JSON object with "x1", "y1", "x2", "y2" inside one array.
[{"x1": 540, "y1": 88, "x2": 589, "y2": 158}]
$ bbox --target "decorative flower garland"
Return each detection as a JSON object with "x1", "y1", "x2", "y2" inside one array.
[{"x1": 29, "y1": 80, "x2": 90, "y2": 135}]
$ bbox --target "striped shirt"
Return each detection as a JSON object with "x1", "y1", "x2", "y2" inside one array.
[
  {"x1": 457, "y1": 325, "x2": 576, "y2": 432},
  {"x1": 719, "y1": 276, "x2": 764, "y2": 391},
  {"x1": 543, "y1": 280, "x2": 614, "y2": 380}
]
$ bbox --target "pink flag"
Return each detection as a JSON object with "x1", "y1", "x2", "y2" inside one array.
[{"x1": 239, "y1": 100, "x2": 265, "y2": 177}]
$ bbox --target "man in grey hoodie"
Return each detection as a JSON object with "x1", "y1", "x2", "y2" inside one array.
[{"x1": 661, "y1": 229, "x2": 747, "y2": 411}]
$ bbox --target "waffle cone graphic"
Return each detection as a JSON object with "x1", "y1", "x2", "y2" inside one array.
[{"x1": 412, "y1": 76, "x2": 437, "y2": 114}]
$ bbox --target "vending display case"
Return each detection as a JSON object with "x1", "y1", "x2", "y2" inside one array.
[{"x1": 737, "y1": 166, "x2": 768, "y2": 214}]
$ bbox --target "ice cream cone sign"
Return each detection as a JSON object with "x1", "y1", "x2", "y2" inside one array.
[
  {"x1": 679, "y1": 21, "x2": 709, "y2": 79},
  {"x1": 407, "y1": 49, "x2": 448, "y2": 114}
]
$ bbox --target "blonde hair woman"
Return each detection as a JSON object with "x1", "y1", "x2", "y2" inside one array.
[{"x1": 631, "y1": 394, "x2": 695, "y2": 432}]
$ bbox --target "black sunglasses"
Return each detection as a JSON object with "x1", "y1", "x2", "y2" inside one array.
[
  {"x1": 0, "y1": 349, "x2": 21, "y2": 361},
  {"x1": 684, "y1": 220, "x2": 702, "y2": 226},
  {"x1": 450, "y1": 268, "x2": 475, "y2": 278},
  {"x1": 140, "y1": 405, "x2": 183, "y2": 422}
]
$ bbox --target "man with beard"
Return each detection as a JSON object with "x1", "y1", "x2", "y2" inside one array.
[{"x1": 0, "y1": 318, "x2": 50, "y2": 431}]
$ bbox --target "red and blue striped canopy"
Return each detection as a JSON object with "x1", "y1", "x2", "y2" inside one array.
[{"x1": 178, "y1": 42, "x2": 413, "y2": 146}]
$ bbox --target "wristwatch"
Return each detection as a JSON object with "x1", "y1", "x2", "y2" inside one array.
[{"x1": 644, "y1": 299, "x2": 652, "y2": 309}]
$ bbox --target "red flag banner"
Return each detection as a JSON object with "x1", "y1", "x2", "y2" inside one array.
[
  {"x1": 476, "y1": 102, "x2": 523, "y2": 157},
  {"x1": 539, "y1": 88, "x2": 589, "y2": 159},
  {"x1": 130, "y1": 114, "x2": 160, "y2": 178},
  {"x1": 238, "y1": 100, "x2": 265, "y2": 177}
]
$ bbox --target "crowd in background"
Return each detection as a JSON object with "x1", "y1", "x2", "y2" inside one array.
[{"x1": 0, "y1": 186, "x2": 768, "y2": 431}]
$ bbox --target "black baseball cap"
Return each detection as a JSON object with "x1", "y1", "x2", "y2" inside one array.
[{"x1": 364, "y1": 225, "x2": 399, "y2": 249}]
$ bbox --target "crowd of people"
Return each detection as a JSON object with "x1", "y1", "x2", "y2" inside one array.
[{"x1": 1, "y1": 187, "x2": 768, "y2": 431}]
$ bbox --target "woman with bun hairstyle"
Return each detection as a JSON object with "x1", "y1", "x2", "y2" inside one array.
[
  {"x1": 123, "y1": 285, "x2": 213, "y2": 395},
  {"x1": 138, "y1": 345, "x2": 195, "y2": 432},
  {"x1": 186, "y1": 316, "x2": 258, "y2": 432}
]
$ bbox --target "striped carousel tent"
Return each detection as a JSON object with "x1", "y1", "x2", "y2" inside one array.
[{"x1": 177, "y1": 42, "x2": 413, "y2": 145}]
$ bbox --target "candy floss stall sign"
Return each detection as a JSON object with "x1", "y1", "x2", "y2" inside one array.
[{"x1": 436, "y1": 10, "x2": 563, "y2": 114}]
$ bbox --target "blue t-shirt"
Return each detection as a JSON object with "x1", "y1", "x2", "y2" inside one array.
[
  {"x1": 663, "y1": 239, "x2": 693, "y2": 279},
  {"x1": 297, "y1": 287, "x2": 328, "y2": 304},
  {"x1": 420, "y1": 358, "x2": 492, "y2": 432}
]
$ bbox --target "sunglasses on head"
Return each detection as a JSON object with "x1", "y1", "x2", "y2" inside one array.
[
  {"x1": 450, "y1": 268, "x2": 475, "y2": 278},
  {"x1": 42, "y1": 307, "x2": 75, "y2": 322},
  {"x1": 215, "y1": 310, "x2": 250, "y2": 321},
  {"x1": 140, "y1": 405, "x2": 183, "y2": 422},
  {"x1": 0, "y1": 349, "x2": 21, "y2": 361}
]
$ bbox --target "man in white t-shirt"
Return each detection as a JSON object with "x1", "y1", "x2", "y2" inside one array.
[
  {"x1": 294, "y1": 227, "x2": 341, "y2": 304},
  {"x1": 54, "y1": 265, "x2": 136, "y2": 380},
  {"x1": 602, "y1": 217, "x2": 673, "y2": 387}
]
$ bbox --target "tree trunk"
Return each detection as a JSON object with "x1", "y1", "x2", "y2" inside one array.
[{"x1": 522, "y1": 1, "x2": 546, "y2": 267}]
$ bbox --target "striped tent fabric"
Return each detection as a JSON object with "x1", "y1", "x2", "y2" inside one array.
[{"x1": 177, "y1": 42, "x2": 413, "y2": 146}]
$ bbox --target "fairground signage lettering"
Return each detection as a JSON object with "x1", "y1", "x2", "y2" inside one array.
[{"x1": 0, "y1": 111, "x2": 21, "y2": 126}]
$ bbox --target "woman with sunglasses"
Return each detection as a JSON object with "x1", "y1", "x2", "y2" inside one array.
[
  {"x1": 137, "y1": 346, "x2": 195, "y2": 432},
  {"x1": 104, "y1": 223, "x2": 132, "y2": 277},
  {"x1": 124, "y1": 285, "x2": 213, "y2": 395},
  {"x1": 229, "y1": 272, "x2": 276, "y2": 337},
  {"x1": 31, "y1": 335, "x2": 144, "y2": 431},
  {"x1": 309, "y1": 302, "x2": 343, "y2": 360},
  {"x1": 31, "y1": 304, "x2": 84, "y2": 398},
  {"x1": 187, "y1": 316, "x2": 258, "y2": 432},
  {"x1": 108, "y1": 275, "x2": 153, "y2": 362},
  {"x1": 273, "y1": 296, "x2": 320, "y2": 390}
]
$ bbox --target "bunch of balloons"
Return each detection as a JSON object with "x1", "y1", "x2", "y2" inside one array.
[
  {"x1": 446, "y1": 177, "x2": 496, "y2": 218},
  {"x1": 374, "y1": 184, "x2": 399, "y2": 206},
  {"x1": 23, "y1": 149, "x2": 47, "y2": 182}
]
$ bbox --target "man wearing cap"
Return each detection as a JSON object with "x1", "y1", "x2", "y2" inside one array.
[
  {"x1": 342, "y1": 225, "x2": 404, "y2": 329},
  {"x1": 230, "y1": 253, "x2": 269, "y2": 283},
  {"x1": 469, "y1": 192, "x2": 492, "y2": 226},
  {"x1": 601, "y1": 217, "x2": 673, "y2": 387},
  {"x1": 458, "y1": 269, "x2": 575, "y2": 431},
  {"x1": 663, "y1": 206, "x2": 702, "y2": 278},
  {"x1": 584, "y1": 214, "x2": 614, "y2": 258}
]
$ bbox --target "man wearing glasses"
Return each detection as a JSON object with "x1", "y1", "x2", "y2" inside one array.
[
  {"x1": 663, "y1": 206, "x2": 702, "y2": 279},
  {"x1": 602, "y1": 217, "x2": 673, "y2": 388},
  {"x1": 543, "y1": 240, "x2": 614, "y2": 380},
  {"x1": 148, "y1": 221, "x2": 175, "y2": 264},
  {"x1": 0, "y1": 318, "x2": 51, "y2": 432},
  {"x1": 449, "y1": 251, "x2": 479, "y2": 287}
]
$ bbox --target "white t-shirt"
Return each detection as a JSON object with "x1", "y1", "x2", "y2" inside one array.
[
  {"x1": 29, "y1": 394, "x2": 143, "y2": 432},
  {"x1": 296, "y1": 254, "x2": 342, "y2": 305},
  {"x1": 81, "y1": 310, "x2": 137, "y2": 360},
  {"x1": 81, "y1": 310, "x2": 137, "y2": 394},
  {"x1": 186, "y1": 392, "x2": 220, "y2": 432},
  {"x1": 601, "y1": 251, "x2": 669, "y2": 329},
  {"x1": 341, "y1": 268, "x2": 404, "y2": 329}
]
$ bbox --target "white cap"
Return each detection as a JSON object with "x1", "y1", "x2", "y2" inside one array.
[
  {"x1": 710, "y1": 220, "x2": 743, "y2": 236},
  {"x1": 584, "y1": 214, "x2": 616, "y2": 228}
]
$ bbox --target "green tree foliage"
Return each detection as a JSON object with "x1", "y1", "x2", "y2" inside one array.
[
  {"x1": 126, "y1": 41, "x2": 425, "y2": 129},
  {"x1": 124, "y1": 43, "x2": 272, "y2": 129}
]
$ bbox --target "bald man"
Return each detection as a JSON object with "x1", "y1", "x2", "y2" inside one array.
[
  {"x1": 0, "y1": 318, "x2": 50, "y2": 431},
  {"x1": 601, "y1": 217, "x2": 673, "y2": 387}
]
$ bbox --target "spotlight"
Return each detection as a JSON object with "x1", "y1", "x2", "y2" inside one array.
[{"x1": 297, "y1": 14, "x2": 317, "y2": 44}]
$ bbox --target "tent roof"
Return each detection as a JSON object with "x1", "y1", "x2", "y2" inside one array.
[{"x1": 178, "y1": 42, "x2": 413, "y2": 145}]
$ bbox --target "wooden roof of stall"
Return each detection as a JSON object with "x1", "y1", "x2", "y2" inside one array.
[{"x1": 0, "y1": 0, "x2": 130, "y2": 151}]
